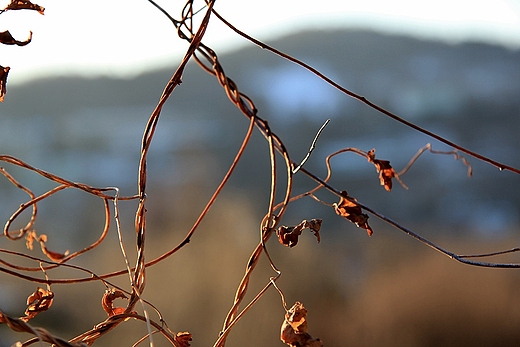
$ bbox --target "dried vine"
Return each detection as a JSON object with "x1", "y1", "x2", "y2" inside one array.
[{"x1": 1, "y1": 0, "x2": 519, "y2": 346}]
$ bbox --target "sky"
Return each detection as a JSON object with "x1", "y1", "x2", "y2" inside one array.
[{"x1": 0, "y1": 0, "x2": 519, "y2": 85}]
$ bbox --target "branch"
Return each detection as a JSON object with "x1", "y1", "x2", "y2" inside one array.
[{"x1": 211, "y1": 8, "x2": 520, "y2": 175}]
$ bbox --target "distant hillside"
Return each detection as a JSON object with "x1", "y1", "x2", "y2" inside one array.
[{"x1": 1, "y1": 28, "x2": 519, "y2": 234}]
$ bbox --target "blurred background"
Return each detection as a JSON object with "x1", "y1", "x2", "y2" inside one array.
[{"x1": 1, "y1": 1, "x2": 520, "y2": 346}]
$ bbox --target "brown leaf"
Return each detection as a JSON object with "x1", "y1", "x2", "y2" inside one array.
[
  {"x1": 334, "y1": 191, "x2": 373, "y2": 236},
  {"x1": 373, "y1": 159, "x2": 395, "y2": 191},
  {"x1": 0, "y1": 65, "x2": 9, "y2": 102},
  {"x1": 175, "y1": 332, "x2": 193, "y2": 347},
  {"x1": 0, "y1": 30, "x2": 32, "y2": 46},
  {"x1": 367, "y1": 149, "x2": 398, "y2": 191},
  {"x1": 101, "y1": 289, "x2": 128, "y2": 317},
  {"x1": 4, "y1": 0, "x2": 45, "y2": 14},
  {"x1": 281, "y1": 302, "x2": 323, "y2": 347},
  {"x1": 38, "y1": 234, "x2": 69, "y2": 262},
  {"x1": 277, "y1": 219, "x2": 322, "y2": 247},
  {"x1": 22, "y1": 287, "x2": 54, "y2": 321},
  {"x1": 25, "y1": 230, "x2": 37, "y2": 250}
]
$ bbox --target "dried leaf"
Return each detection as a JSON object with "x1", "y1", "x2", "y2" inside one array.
[
  {"x1": 22, "y1": 287, "x2": 54, "y2": 321},
  {"x1": 277, "y1": 219, "x2": 322, "y2": 247},
  {"x1": 40, "y1": 245, "x2": 69, "y2": 262},
  {"x1": 0, "y1": 65, "x2": 9, "y2": 102},
  {"x1": 101, "y1": 289, "x2": 128, "y2": 317},
  {"x1": 281, "y1": 302, "x2": 323, "y2": 347},
  {"x1": 373, "y1": 159, "x2": 395, "y2": 191},
  {"x1": 0, "y1": 30, "x2": 32, "y2": 46},
  {"x1": 367, "y1": 149, "x2": 399, "y2": 191},
  {"x1": 25, "y1": 230, "x2": 37, "y2": 250},
  {"x1": 175, "y1": 332, "x2": 192, "y2": 347},
  {"x1": 334, "y1": 191, "x2": 373, "y2": 236},
  {"x1": 4, "y1": 0, "x2": 45, "y2": 14},
  {"x1": 38, "y1": 234, "x2": 69, "y2": 262}
]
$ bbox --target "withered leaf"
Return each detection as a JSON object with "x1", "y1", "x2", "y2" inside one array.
[
  {"x1": 101, "y1": 289, "x2": 128, "y2": 317},
  {"x1": 22, "y1": 287, "x2": 54, "y2": 321},
  {"x1": 373, "y1": 159, "x2": 395, "y2": 191},
  {"x1": 175, "y1": 332, "x2": 193, "y2": 347},
  {"x1": 25, "y1": 230, "x2": 37, "y2": 250},
  {"x1": 38, "y1": 234, "x2": 69, "y2": 262},
  {"x1": 281, "y1": 302, "x2": 323, "y2": 347},
  {"x1": 334, "y1": 191, "x2": 373, "y2": 236},
  {"x1": 0, "y1": 30, "x2": 32, "y2": 46},
  {"x1": 367, "y1": 149, "x2": 398, "y2": 191},
  {"x1": 4, "y1": 0, "x2": 45, "y2": 14},
  {"x1": 277, "y1": 219, "x2": 322, "y2": 247},
  {"x1": 0, "y1": 66, "x2": 9, "y2": 102}
]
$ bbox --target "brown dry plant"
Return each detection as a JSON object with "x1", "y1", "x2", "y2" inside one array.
[{"x1": 1, "y1": 0, "x2": 519, "y2": 346}]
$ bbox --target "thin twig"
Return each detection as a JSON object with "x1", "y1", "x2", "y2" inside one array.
[{"x1": 292, "y1": 119, "x2": 330, "y2": 174}]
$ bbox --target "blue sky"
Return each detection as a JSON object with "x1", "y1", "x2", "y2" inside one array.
[{"x1": 1, "y1": 0, "x2": 519, "y2": 84}]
